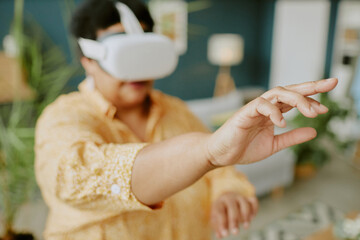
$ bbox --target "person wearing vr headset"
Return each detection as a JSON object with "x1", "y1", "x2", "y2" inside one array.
[{"x1": 34, "y1": 0, "x2": 338, "y2": 239}]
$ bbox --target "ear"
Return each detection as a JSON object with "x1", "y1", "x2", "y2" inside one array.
[{"x1": 80, "y1": 57, "x2": 99, "y2": 75}]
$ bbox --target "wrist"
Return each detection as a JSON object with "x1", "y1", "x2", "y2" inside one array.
[{"x1": 201, "y1": 133, "x2": 218, "y2": 170}]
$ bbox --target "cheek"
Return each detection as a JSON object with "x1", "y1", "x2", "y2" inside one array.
[
  {"x1": 95, "y1": 75, "x2": 122, "y2": 100},
  {"x1": 109, "y1": 84, "x2": 126, "y2": 102}
]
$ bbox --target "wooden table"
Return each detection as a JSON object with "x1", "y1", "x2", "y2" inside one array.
[{"x1": 304, "y1": 226, "x2": 336, "y2": 240}]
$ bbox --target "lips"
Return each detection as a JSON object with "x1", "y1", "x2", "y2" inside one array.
[{"x1": 128, "y1": 81, "x2": 147, "y2": 89}]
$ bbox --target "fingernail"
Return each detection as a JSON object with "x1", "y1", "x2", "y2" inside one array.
[
  {"x1": 231, "y1": 228, "x2": 239, "y2": 235},
  {"x1": 221, "y1": 229, "x2": 228, "y2": 237},
  {"x1": 280, "y1": 118, "x2": 286, "y2": 127},
  {"x1": 319, "y1": 104, "x2": 328, "y2": 111}
]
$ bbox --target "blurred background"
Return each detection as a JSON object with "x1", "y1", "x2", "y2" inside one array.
[
  {"x1": 0, "y1": 0, "x2": 360, "y2": 240},
  {"x1": 0, "y1": 0, "x2": 274, "y2": 100}
]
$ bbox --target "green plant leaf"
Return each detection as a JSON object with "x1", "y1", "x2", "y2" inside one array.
[{"x1": 0, "y1": 0, "x2": 81, "y2": 233}]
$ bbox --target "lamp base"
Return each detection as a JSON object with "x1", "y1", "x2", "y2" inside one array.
[{"x1": 213, "y1": 66, "x2": 236, "y2": 97}]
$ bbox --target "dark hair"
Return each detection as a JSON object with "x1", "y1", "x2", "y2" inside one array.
[{"x1": 70, "y1": 0, "x2": 154, "y2": 41}]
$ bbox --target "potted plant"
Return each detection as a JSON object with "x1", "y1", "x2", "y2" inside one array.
[
  {"x1": 291, "y1": 92, "x2": 353, "y2": 178},
  {"x1": 0, "y1": 0, "x2": 81, "y2": 239},
  {"x1": 334, "y1": 214, "x2": 360, "y2": 240}
]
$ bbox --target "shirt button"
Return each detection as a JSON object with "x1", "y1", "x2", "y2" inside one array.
[{"x1": 111, "y1": 184, "x2": 121, "y2": 195}]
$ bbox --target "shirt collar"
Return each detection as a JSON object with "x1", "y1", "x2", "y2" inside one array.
[
  {"x1": 78, "y1": 78, "x2": 162, "y2": 120},
  {"x1": 79, "y1": 78, "x2": 117, "y2": 118}
]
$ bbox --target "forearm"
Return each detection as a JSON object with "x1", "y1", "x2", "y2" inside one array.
[
  {"x1": 131, "y1": 132, "x2": 216, "y2": 205},
  {"x1": 132, "y1": 78, "x2": 339, "y2": 206}
]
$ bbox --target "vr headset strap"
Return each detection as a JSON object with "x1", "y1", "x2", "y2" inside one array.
[
  {"x1": 78, "y1": 2, "x2": 145, "y2": 60},
  {"x1": 115, "y1": 3, "x2": 144, "y2": 35},
  {"x1": 78, "y1": 38, "x2": 106, "y2": 60}
]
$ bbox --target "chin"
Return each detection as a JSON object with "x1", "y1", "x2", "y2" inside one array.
[
  {"x1": 119, "y1": 94, "x2": 148, "y2": 108},
  {"x1": 116, "y1": 82, "x2": 151, "y2": 107}
]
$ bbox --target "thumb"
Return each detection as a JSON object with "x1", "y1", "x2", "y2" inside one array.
[{"x1": 273, "y1": 127, "x2": 317, "y2": 153}]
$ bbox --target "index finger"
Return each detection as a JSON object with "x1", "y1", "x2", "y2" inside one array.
[
  {"x1": 285, "y1": 78, "x2": 338, "y2": 97},
  {"x1": 247, "y1": 197, "x2": 259, "y2": 219}
]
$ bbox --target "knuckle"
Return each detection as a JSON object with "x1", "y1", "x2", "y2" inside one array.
[
  {"x1": 230, "y1": 215, "x2": 239, "y2": 222},
  {"x1": 275, "y1": 86, "x2": 285, "y2": 91},
  {"x1": 211, "y1": 214, "x2": 218, "y2": 223},
  {"x1": 237, "y1": 195, "x2": 245, "y2": 201},
  {"x1": 251, "y1": 197, "x2": 259, "y2": 204},
  {"x1": 237, "y1": 196, "x2": 246, "y2": 205},
  {"x1": 219, "y1": 195, "x2": 228, "y2": 202},
  {"x1": 294, "y1": 93, "x2": 305, "y2": 102},
  {"x1": 310, "y1": 81, "x2": 319, "y2": 91},
  {"x1": 255, "y1": 97, "x2": 267, "y2": 105},
  {"x1": 211, "y1": 207, "x2": 218, "y2": 216},
  {"x1": 253, "y1": 97, "x2": 262, "y2": 104},
  {"x1": 218, "y1": 217, "x2": 226, "y2": 225},
  {"x1": 274, "y1": 86, "x2": 285, "y2": 93}
]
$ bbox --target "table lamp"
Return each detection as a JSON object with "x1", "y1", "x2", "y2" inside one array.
[{"x1": 208, "y1": 34, "x2": 244, "y2": 97}]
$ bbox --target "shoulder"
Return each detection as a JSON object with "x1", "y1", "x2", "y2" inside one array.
[
  {"x1": 36, "y1": 91, "x2": 94, "y2": 128},
  {"x1": 151, "y1": 90, "x2": 209, "y2": 132},
  {"x1": 41, "y1": 91, "x2": 87, "y2": 115},
  {"x1": 151, "y1": 90, "x2": 189, "y2": 111}
]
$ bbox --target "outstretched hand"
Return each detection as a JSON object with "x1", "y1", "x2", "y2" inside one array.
[{"x1": 206, "y1": 78, "x2": 338, "y2": 166}]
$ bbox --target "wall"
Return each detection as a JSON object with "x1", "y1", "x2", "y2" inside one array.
[
  {"x1": 0, "y1": 0, "x2": 275, "y2": 100},
  {"x1": 153, "y1": 0, "x2": 276, "y2": 99},
  {"x1": 269, "y1": 0, "x2": 331, "y2": 88}
]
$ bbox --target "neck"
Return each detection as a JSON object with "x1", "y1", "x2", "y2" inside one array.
[
  {"x1": 116, "y1": 103, "x2": 148, "y2": 122},
  {"x1": 115, "y1": 97, "x2": 151, "y2": 141}
]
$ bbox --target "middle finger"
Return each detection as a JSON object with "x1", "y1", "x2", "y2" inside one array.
[{"x1": 261, "y1": 86, "x2": 318, "y2": 118}]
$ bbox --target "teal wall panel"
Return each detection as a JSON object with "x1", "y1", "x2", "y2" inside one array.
[
  {"x1": 0, "y1": 0, "x2": 275, "y2": 100},
  {"x1": 0, "y1": 1, "x2": 14, "y2": 43},
  {"x1": 325, "y1": 0, "x2": 340, "y2": 79},
  {"x1": 153, "y1": 0, "x2": 276, "y2": 99}
]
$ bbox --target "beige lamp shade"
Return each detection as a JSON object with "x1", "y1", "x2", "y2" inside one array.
[
  {"x1": 208, "y1": 34, "x2": 244, "y2": 66},
  {"x1": 0, "y1": 53, "x2": 34, "y2": 103}
]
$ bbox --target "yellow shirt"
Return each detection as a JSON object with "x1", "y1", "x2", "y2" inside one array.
[{"x1": 35, "y1": 81, "x2": 255, "y2": 240}]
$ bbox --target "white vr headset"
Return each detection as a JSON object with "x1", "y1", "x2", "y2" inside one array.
[{"x1": 78, "y1": 2, "x2": 178, "y2": 82}]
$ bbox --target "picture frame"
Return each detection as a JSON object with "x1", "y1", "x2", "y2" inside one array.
[{"x1": 149, "y1": 0, "x2": 188, "y2": 55}]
